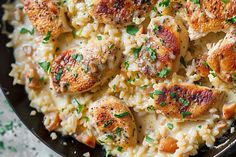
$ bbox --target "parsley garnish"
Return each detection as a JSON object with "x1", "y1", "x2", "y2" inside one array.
[
  {"x1": 97, "y1": 35, "x2": 102, "y2": 40},
  {"x1": 145, "y1": 135, "x2": 154, "y2": 143},
  {"x1": 159, "y1": 0, "x2": 170, "y2": 7},
  {"x1": 226, "y1": 16, "x2": 236, "y2": 24},
  {"x1": 116, "y1": 127, "x2": 122, "y2": 136},
  {"x1": 132, "y1": 46, "x2": 142, "y2": 58},
  {"x1": 116, "y1": 146, "x2": 123, "y2": 152},
  {"x1": 124, "y1": 61, "x2": 129, "y2": 70},
  {"x1": 190, "y1": 0, "x2": 200, "y2": 4},
  {"x1": 114, "y1": 112, "x2": 129, "y2": 118},
  {"x1": 157, "y1": 67, "x2": 170, "y2": 78},
  {"x1": 55, "y1": 69, "x2": 63, "y2": 81},
  {"x1": 126, "y1": 25, "x2": 139, "y2": 35},
  {"x1": 178, "y1": 98, "x2": 189, "y2": 106},
  {"x1": 167, "y1": 123, "x2": 174, "y2": 130},
  {"x1": 181, "y1": 111, "x2": 192, "y2": 118},
  {"x1": 42, "y1": 31, "x2": 51, "y2": 44},
  {"x1": 73, "y1": 98, "x2": 84, "y2": 114},
  {"x1": 104, "y1": 120, "x2": 113, "y2": 127},
  {"x1": 160, "y1": 102, "x2": 166, "y2": 107},
  {"x1": 170, "y1": 92, "x2": 176, "y2": 98},
  {"x1": 146, "y1": 47, "x2": 157, "y2": 61},
  {"x1": 221, "y1": 0, "x2": 230, "y2": 4},
  {"x1": 38, "y1": 61, "x2": 50, "y2": 73},
  {"x1": 20, "y1": 28, "x2": 34, "y2": 35}
]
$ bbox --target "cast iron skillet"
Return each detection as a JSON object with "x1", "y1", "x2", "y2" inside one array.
[{"x1": 0, "y1": 1, "x2": 236, "y2": 157}]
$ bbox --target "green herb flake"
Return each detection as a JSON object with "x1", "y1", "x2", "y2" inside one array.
[
  {"x1": 116, "y1": 127, "x2": 122, "y2": 136},
  {"x1": 157, "y1": 67, "x2": 170, "y2": 78},
  {"x1": 0, "y1": 141, "x2": 4, "y2": 150},
  {"x1": 140, "y1": 85, "x2": 148, "y2": 89},
  {"x1": 72, "y1": 30, "x2": 77, "y2": 38},
  {"x1": 167, "y1": 123, "x2": 174, "y2": 130},
  {"x1": 232, "y1": 74, "x2": 236, "y2": 82},
  {"x1": 76, "y1": 54, "x2": 83, "y2": 62},
  {"x1": 210, "y1": 70, "x2": 217, "y2": 77},
  {"x1": 4, "y1": 121, "x2": 13, "y2": 131},
  {"x1": 160, "y1": 102, "x2": 166, "y2": 107},
  {"x1": 190, "y1": 0, "x2": 200, "y2": 4},
  {"x1": 112, "y1": 84, "x2": 116, "y2": 90},
  {"x1": 180, "y1": 56, "x2": 187, "y2": 68},
  {"x1": 124, "y1": 61, "x2": 129, "y2": 70},
  {"x1": 153, "y1": 25, "x2": 159, "y2": 32},
  {"x1": 55, "y1": 69, "x2": 63, "y2": 81},
  {"x1": 147, "y1": 105, "x2": 155, "y2": 111},
  {"x1": 73, "y1": 98, "x2": 84, "y2": 114},
  {"x1": 116, "y1": 146, "x2": 123, "y2": 152},
  {"x1": 153, "y1": 6, "x2": 157, "y2": 12},
  {"x1": 42, "y1": 31, "x2": 51, "y2": 44},
  {"x1": 221, "y1": 0, "x2": 230, "y2": 4},
  {"x1": 106, "y1": 134, "x2": 113, "y2": 140},
  {"x1": 146, "y1": 47, "x2": 157, "y2": 61},
  {"x1": 126, "y1": 25, "x2": 139, "y2": 35},
  {"x1": 178, "y1": 97, "x2": 189, "y2": 106},
  {"x1": 20, "y1": 28, "x2": 34, "y2": 35},
  {"x1": 114, "y1": 112, "x2": 129, "y2": 118},
  {"x1": 97, "y1": 35, "x2": 102, "y2": 40},
  {"x1": 170, "y1": 92, "x2": 176, "y2": 98},
  {"x1": 154, "y1": 90, "x2": 164, "y2": 95},
  {"x1": 181, "y1": 111, "x2": 192, "y2": 118},
  {"x1": 145, "y1": 135, "x2": 154, "y2": 143},
  {"x1": 72, "y1": 54, "x2": 78, "y2": 60},
  {"x1": 83, "y1": 65, "x2": 89, "y2": 73},
  {"x1": 132, "y1": 46, "x2": 142, "y2": 58},
  {"x1": 8, "y1": 146, "x2": 17, "y2": 152},
  {"x1": 159, "y1": 0, "x2": 170, "y2": 7},
  {"x1": 226, "y1": 16, "x2": 236, "y2": 24},
  {"x1": 198, "y1": 125, "x2": 202, "y2": 129},
  {"x1": 104, "y1": 120, "x2": 113, "y2": 127},
  {"x1": 38, "y1": 61, "x2": 50, "y2": 73},
  {"x1": 0, "y1": 127, "x2": 5, "y2": 135}
]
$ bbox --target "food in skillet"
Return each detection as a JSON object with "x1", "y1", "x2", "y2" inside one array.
[{"x1": 2, "y1": 0, "x2": 236, "y2": 156}]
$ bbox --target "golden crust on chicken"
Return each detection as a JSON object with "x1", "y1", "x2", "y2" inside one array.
[
  {"x1": 186, "y1": 0, "x2": 236, "y2": 40},
  {"x1": 23, "y1": 0, "x2": 71, "y2": 39},
  {"x1": 154, "y1": 83, "x2": 225, "y2": 120},
  {"x1": 89, "y1": 96, "x2": 137, "y2": 149},
  {"x1": 137, "y1": 16, "x2": 189, "y2": 79}
]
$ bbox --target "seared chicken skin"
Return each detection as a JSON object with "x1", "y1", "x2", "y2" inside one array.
[
  {"x1": 154, "y1": 83, "x2": 225, "y2": 120},
  {"x1": 138, "y1": 16, "x2": 189, "y2": 79},
  {"x1": 89, "y1": 0, "x2": 156, "y2": 26},
  {"x1": 186, "y1": 0, "x2": 236, "y2": 40},
  {"x1": 194, "y1": 55, "x2": 210, "y2": 78},
  {"x1": 23, "y1": 0, "x2": 71, "y2": 39},
  {"x1": 207, "y1": 31, "x2": 236, "y2": 86},
  {"x1": 89, "y1": 96, "x2": 137, "y2": 149},
  {"x1": 50, "y1": 41, "x2": 122, "y2": 94}
]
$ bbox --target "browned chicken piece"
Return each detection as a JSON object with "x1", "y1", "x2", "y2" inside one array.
[
  {"x1": 154, "y1": 83, "x2": 225, "y2": 120},
  {"x1": 89, "y1": 96, "x2": 137, "y2": 150},
  {"x1": 23, "y1": 0, "x2": 71, "y2": 39},
  {"x1": 207, "y1": 31, "x2": 236, "y2": 86},
  {"x1": 50, "y1": 42, "x2": 122, "y2": 94},
  {"x1": 89, "y1": 0, "x2": 156, "y2": 26},
  {"x1": 137, "y1": 16, "x2": 189, "y2": 79},
  {"x1": 159, "y1": 137, "x2": 178, "y2": 154},
  {"x1": 43, "y1": 112, "x2": 61, "y2": 131},
  {"x1": 223, "y1": 102, "x2": 236, "y2": 119},
  {"x1": 24, "y1": 66, "x2": 42, "y2": 90},
  {"x1": 185, "y1": 0, "x2": 236, "y2": 40},
  {"x1": 194, "y1": 55, "x2": 210, "y2": 77}
]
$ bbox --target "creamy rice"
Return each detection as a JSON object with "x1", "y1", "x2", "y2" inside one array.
[{"x1": 2, "y1": 0, "x2": 236, "y2": 157}]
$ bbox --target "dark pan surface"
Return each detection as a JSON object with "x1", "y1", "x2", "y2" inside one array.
[{"x1": 0, "y1": 1, "x2": 236, "y2": 157}]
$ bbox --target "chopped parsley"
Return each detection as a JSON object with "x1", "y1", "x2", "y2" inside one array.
[
  {"x1": 104, "y1": 120, "x2": 113, "y2": 127},
  {"x1": 226, "y1": 16, "x2": 236, "y2": 24},
  {"x1": 4, "y1": 121, "x2": 13, "y2": 130},
  {"x1": 170, "y1": 92, "x2": 176, "y2": 98},
  {"x1": 157, "y1": 67, "x2": 170, "y2": 78},
  {"x1": 0, "y1": 141, "x2": 4, "y2": 149},
  {"x1": 210, "y1": 70, "x2": 216, "y2": 77},
  {"x1": 181, "y1": 111, "x2": 192, "y2": 118},
  {"x1": 153, "y1": 6, "x2": 157, "y2": 12},
  {"x1": 72, "y1": 54, "x2": 78, "y2": 60},
  {"x1": 147, "y1": 105, "x2": 155, "y2": 111},
  {"x1": 167, "y1": 123, "x2": 174, "y2": 130},
  {"x1": 180, "y1": 56, "x2": 187, "y2": 68},
  {"x1": 124, "y1": 61, "x2": 129, "y2": 70},
  {"x1": 178, "y1": 98, "x2": 189, "y2": 106},
  {"x1": 203, "y1": 61, "x2": 209, "y2": 68},
  {"x1": 160, "y1": 102, "x2": 166, "y2": 107},
  {"x1": 55, "y1": 69, "x2": 63, "y2": 81},
  {"x1": 126, "y1": 25, "x2": 139, "y2": 35},
  {"x1": 83, "y1": 65, "x2": 89, "y2": 73},
  {"x1": 76, "y1": 54, "x2": 83, "y2": 62},
  {"x1": 190, "y1": 0, "x2": 200, "y2": 4},
  {"x1": 42, "y1": 31, "x2": 51, "y2": 44},
  {"x1": 116, "y1": 127, "x2": 122, "y2": 136},
  {"x1": 106, "y1": 134, "x2": 113, "y2": 140},
  {"x1": 198, "y1": 125, "x2": 202, "y2": 129},
  {"x1": 159, "y1": 0, "x2": 170, "y2": 7},
  {"x1": 38, "y1": 61, "x2": 50, "y2": 73},
  {"x1": 150, "y1": 90, "x2": 164, "y2": 99},
  {"x1": 0, "y1": 127, "x2": 5, "y2": 135},
  {"x1": 73, "y1": 98, "x2": 84, "y2": 114},
  {"x1": 114, "y1": 112, "x2": 129, "y2": 118},
  {"x1": 221, "y1": 0, "x2": 230, "y2": 4},
  {"x1": 20, "y1": 28, "x2": 34, "y2": 35},
  {"x1": 153, "y1": 25, "x2": 159, "y2": 32},
  {"x1": 97, "y1": 35, "x2": 102, "y2": 40},
  {"x1": 116, "y1": 146, "x2": 123, "y2": 152},
  {"x1": 145, "y1": 135, "x2": 154, "y2": 143},
  {"x1": 132, "y1": 46, "x2": 142, "y2": 58},
  {"x1": 146, "y1": 47, "x2": 157, "y2": 61},
  {"x1": 72, "y1": 30, "x2": 77, "y2": 38}
]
